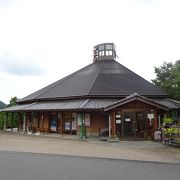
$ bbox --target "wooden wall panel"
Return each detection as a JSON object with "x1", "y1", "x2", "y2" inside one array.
[
  {"x1": 90, "y1": 112, "x2": 108, "y2": 136},
  {"x1": 43, "y1": 112, "x2": 49, "y2": 131}
]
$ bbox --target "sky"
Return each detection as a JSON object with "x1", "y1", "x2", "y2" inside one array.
[{"x1": 0, "y1": 0, "x2": 180, "y2": 104}]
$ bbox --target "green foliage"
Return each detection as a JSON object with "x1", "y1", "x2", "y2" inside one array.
[
  {"x1": 174, "y1": 128, "x2": 180, "y2": 135},
  {"x1": 0, "y1": 96, "x2": 19, "y2": 129},
  {"x1": 152, "y1": 60, "x2": 180, "y2": 100},
  {"x1": 0, "y1": 112, "x2": 18, "y2": 129},
  {"x1": 173, "y1": 60, "x2": 180, "y2": 100},
  {"x1": 8, "y1": 96, "x2": 19, "y2": 106},
  {"x1": 163, "y1": 117, "x2": 173, "y2": 124},
  {"x1": 0, "y1": 112, "x2": 4, "y2": 130},
  {"x1": 163, "y1": 128, "x2": 175, "y2": 135},
  {"x1": 175, "y1": 139, "x2": 180, "y2": 144}
]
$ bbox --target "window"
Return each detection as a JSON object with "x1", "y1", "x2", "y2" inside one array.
[
  {"x1": 99, "y1": 45, "x2": 104, "y2": 51},
  {"x1": 99, "y1": 51, "x2": 104, "y2": 56},
  {"x1": 106, "y1": 44, "x2": 112, "y2": 50},
  {"x1": 106, "y1": 50, "x2": 112, "y2": 56}
]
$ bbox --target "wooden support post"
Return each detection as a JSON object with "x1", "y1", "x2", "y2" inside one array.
[
  {"x1": 158, "y1": 114, "x2": 161, "y2": 129},
  {"x1": 6, "y1": 112, "x2": 9, "y2": 130},
  {"x1": 25, "y1": 113, "x2": 28, "y2": 133},
  {"x1": 111, "y1": 111, "x2": 116, "y2": 138},
  {"x1": 26, "y1": 112, "x2": 31, "y2": 133},
  {"x1": 47, "y1": 113, "x2": 49, "y2": 133},
  {"x1": 134, "y1": 112, "x2": 137, "y2": 140},
  {"x1": 42, "y1": 112, "x2": 44, "y2": 133},
  {"x1": 109, "y1": 115, "x2": 111, "y2": 138},
  {"x1": 11, "y1": 112, "x2": 13, "y2": 131},
  {"x1": 121, "y1": 113, "x2": 124, "y2": 139},
  {"x1": 154, "y1": 110, "x2": 158, "y2": 130},
  {"x1": 38, "y1": 112, "x2": 40, "y2": 129},
  {"x1": 3, "y1": 113, "x2": 7, "y2": 130},
  {"x1": 17, "y1": 112, "x2": 21, "y2": 131},
  {"x1": 61, "y1": 112, "x2": 64, "y2": 135},
  {"x1": 22, "y1": 113, "x2": 27, "y2": 134},
  {"x1": 70, "y1": 112, "x2": 72, "y2": 135}
]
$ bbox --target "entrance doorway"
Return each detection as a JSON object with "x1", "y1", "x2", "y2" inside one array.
[
  {"x1": 136, "y1": 112, "x2": 146, "y2": 138},
  {"x1": 123, "y1": 112, "x2": 135, "y2": 137},
  {"x1": 121, "y1": 111, "x2": 147, "y2": 139}
]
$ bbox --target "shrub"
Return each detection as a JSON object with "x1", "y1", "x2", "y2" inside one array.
[{"x1": 163, "y1": 117, "x2": 173, "y2": 125}]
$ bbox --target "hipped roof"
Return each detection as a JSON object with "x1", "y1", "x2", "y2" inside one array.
[
  {"x1": 2, "y1": 95, "x2": 180, "y2": 112},
  {"x1": 20, "y1": 60, "x2": 167, "y2": 103}
]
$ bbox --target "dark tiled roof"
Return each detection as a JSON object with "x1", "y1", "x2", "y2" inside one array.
[
  {"x1": 1, "y1": 99, "x2": 121, "y2": 112},
  {"x1": 0, "y1": 103, "x2": 36, "y2": 112},
  {"x1": 20, "y1": 62, "x2": 102, "y2": 102},
  {"x1": 2, "y1": 96, "x2": 180, "y2": 112},
  {"x1": 83, "y1": 98, "x2": 121, "y2": 109},
  {"x1": 154, "y1": 99, "x2": 180, "y2": 109},
  {"x1": 89, "y1": 61, "x2": 167, "y2": 97},
  {"x1": 20, "y1": 60, "x2": 167, "y2": 103}
]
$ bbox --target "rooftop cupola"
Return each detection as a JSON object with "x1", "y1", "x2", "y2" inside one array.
[{"x1": 93, "y1": 43, "x2": 117, "y2": 62}]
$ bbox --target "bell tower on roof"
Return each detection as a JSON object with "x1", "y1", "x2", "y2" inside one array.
[{"x1": 93, "y1": 43, "x2": 117, "y2": 62}]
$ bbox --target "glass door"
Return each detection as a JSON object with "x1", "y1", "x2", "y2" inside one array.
[
  {"x1": 136, "y1": 112, "x2": 146, "y2": 138},
  {"x1": 123, "y1": 112, "x2": 135, "y2": 137}
]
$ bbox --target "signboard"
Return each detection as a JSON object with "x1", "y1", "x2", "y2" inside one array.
[
  {"x1": 65, "y1": 122, "x2": 71, "y2": 130},
  {"x1": 85, "y1": 114, "x2": 90, "y2": 126},
  {"x1": 125, "y1": 118, "x2": 131, "y2": 122},
  {"x1": 116, "y1": 114, "x2": 121, "y2": 118},
  {"x1": 116, "y1": 119, "x2": 121, "y2": 124},
  {"x1": 51, "y1": 120, "x2": 57, "y2": 132},
  {"x1": 147, "y1": 113, "x2": 154, "y2": 119}
]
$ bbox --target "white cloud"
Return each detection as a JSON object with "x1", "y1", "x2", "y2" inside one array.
[
  {"x1": 0, "y1": 0, "x2": 15, "y2": 7},
  {"x1": 0, "y1": 50, "x2": 46, "y2": 76},
  {"x1": 0, "y1": 0, "x2": 180, "y2": 103}
]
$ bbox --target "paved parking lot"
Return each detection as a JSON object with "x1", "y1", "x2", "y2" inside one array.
[{"x1": 0, "y1": 131, "x2": 180, "y2": 164}]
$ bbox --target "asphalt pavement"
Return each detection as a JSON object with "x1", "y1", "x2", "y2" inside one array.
[{"x1": 0, "y1": 151, "x2": 179, "y2": 180}]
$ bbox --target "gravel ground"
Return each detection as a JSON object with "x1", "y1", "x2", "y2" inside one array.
[{"x1": 0, "y1": 131, "x2": 180, "y2": 164}]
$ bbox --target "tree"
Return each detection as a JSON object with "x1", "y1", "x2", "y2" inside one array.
[
  {"x1": 173, "y1": 60, "x2": 180, "y2": 100},
  {"x1": 152, "y1": 60, "x2": 180, "y2": 100},
  {"x1": 9, "y1": 96, "x2": 19, "y2": 106},
  {"x1": 0, "y1": 97, "x2": 20, "y2": 129}
]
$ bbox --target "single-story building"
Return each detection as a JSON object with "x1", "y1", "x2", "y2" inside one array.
[{"x1": 1, "y1": 43, "x2": 180, "y2": 140}]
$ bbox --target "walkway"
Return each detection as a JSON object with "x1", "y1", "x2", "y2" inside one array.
[{"x1": 0, "y1": 131, "x2": 180, "y2": 164}]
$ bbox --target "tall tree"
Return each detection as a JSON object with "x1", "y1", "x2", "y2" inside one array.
[
  {"x1": 9, "y1": 96, "x2": 19, "y2": 106},
  {"x1": 173, "y1": 60, "x2": 180, "y2": 100},
  {"x1": 152, "y1": 60, "x2": 180, "y2": 100}
]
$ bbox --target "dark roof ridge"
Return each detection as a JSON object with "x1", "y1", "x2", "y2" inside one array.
[
  {"x1": 80, "y1": 98, "x2": 89, "y2": 108},
  {"x1": 87, "y1": 60, "x2": 104, "y2": 95}
]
